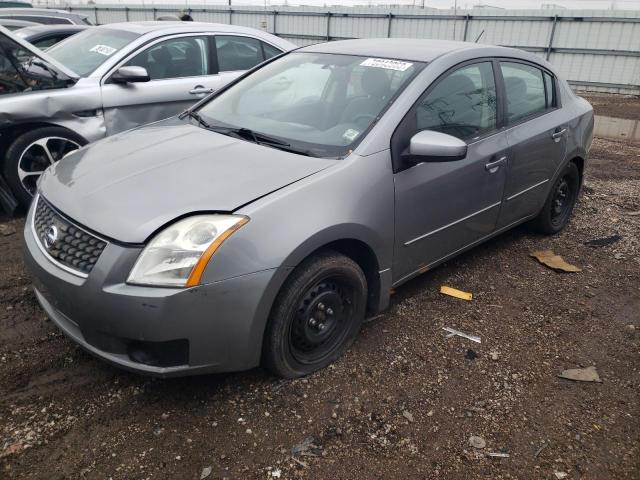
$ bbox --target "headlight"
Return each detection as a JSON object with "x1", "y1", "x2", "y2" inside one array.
[{"x1": 127, "y1": 215, "x2": 248, "y2": 287}]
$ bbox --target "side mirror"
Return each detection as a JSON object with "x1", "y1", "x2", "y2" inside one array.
[
  {"x1": 407, "y1": 130, "x2": 467, "y2": 162},
  {"x1": 111, "y1": 66, "x2": 150, "y2": 84}
]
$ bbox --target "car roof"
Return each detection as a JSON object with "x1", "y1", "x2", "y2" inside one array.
[
  {"x1": 15, "y1": 23, "x2": 88, "y2": 35},
  {"x1": 101, "y1": 21, "x2": 276, "y2": 37},
  {"x1": 299, "y1": 38, "x2": 519, "y2": 63},
  {"x1": 0, "y1": 8, "x2": 83, "y2": 16}
]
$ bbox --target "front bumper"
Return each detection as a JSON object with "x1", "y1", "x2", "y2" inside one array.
[{"x1": 23, "y1": 204, "x2": 283, "y2": 377}]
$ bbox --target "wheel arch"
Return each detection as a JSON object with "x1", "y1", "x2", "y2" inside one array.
[{"x1": 0, "y1": 122, "x2": 89, "y2": 167}]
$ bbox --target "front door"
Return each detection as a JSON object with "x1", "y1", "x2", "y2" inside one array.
[
  {"x1": 497, "y1": 61, "x2": 568, "y2": 228},
  {"x1": 392, "y1": 60, "x2": 508, "y2": 283},
  {"x1": 100, "y1": 34, "x2": 221, "y2": 135}
]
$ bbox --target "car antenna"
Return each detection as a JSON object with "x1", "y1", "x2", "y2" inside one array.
[{"x1": 474, "y1": 29, "x2": 485, "y2": 43}]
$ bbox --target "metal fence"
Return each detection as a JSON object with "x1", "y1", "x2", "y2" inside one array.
[{"x1": 66, "y1": 4, "x2": 640, "y2": 94}]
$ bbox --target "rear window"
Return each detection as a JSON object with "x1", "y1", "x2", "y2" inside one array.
[{"x1": 47, "y1": 28, "x2": 139, "y2": 77}]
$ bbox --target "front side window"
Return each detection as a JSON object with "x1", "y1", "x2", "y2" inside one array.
[
  {"x1": 215, "y1": 35, "x2": 266, "y2": 72},
  {"x1": 501, "y1": 61, "x2": 547, "y2": 123},
  {"x1": 47, "y1": 28, "x2": 140, "y2": 77},
  {"x1": 416, "y1": 61, "x2": 497, "y2": 140},
  {"x1": 125, "y1": 36, "x2": 209, "y2": 80},
  {"x1": 197, "y1": 52, "x2": 423, "y2": 158}
]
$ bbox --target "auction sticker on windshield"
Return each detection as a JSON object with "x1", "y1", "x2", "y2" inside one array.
[
  {"x1": 89, "y1": 45, "x2": 117, "y2": 56},
  {"x1": 360, "y1": 58, "x2": 413, "y2": 71}
]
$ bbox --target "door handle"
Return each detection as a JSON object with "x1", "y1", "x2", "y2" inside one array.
[
  {"x1": 189, "y1": 86, "x2": 214, "y2": 95},
  {"x1": 485, "y1": 156, "x2": 507, "y2": 173},
  {"x1": 551, "y1": 128, "x2": 567, "y2": 141}
]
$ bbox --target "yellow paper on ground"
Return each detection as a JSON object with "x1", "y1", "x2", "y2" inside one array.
[
  {"x1": 440, "y1": 286, "x2": 473, "y2": 301},
  {"x1": 530, "y1": 250, "x2": 581, "y2": 272}
]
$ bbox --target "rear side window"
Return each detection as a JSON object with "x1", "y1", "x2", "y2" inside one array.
[
  {"x1": 415, "y1": 61, "x2": 497, "y2": 140},
  {"x1": 543, "y1": 71, "x2": 556, "y2": 108},
  {"x1": 261, "y1": 41, "x2": 282, "y2": 61},
  {"x1": 215, "y1": 35, "x2": 265, "y2": 72},
  {"x1": 500, "y1": 61, "x2": 548, "y2": 123}
]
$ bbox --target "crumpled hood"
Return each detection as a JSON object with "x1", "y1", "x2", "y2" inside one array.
[{"x1": 39, "y1": 119, "x2": 333, "y2": 243}]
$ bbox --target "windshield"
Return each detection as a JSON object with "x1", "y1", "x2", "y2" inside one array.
[
  {"x1": 197, "y1": 52, "x2": 424, "y2": 158},
  {"x1": 47, "y1": 28, "x2": 139, "y2": 77}
]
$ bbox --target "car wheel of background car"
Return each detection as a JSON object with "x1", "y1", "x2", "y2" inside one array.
[
  {"x1": 530, "y1": 161, "x2": 580, "y2": 235},
  {"x1": 4, "y1": 127, "x2": 86, "y2": 208},
  {"x1": 263, "y1": 250, "x2": 367, "y2": 378}
]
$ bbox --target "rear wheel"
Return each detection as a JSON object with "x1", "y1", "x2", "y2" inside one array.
[
  {"x1": 263, "y1": 251, "x2": 367, "y2": 378},
  {"x1": 530, "y1": 161, "x2": 580, "y2": 235},
  {"x1": 4, "y1": 127, "x2": 86, "y2": 208}
]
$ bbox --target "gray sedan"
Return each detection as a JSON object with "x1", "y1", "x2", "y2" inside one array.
[
  {"x1": 24, "y1": 39, "x2": 593, "y2": 378},
  {"x1": 0, "y1": 22, "x2": 294, "y2": 206}
]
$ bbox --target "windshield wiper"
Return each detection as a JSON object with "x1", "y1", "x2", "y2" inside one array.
[{"x1": 180, "y1": 110, "x2": 211, "y2": 129}]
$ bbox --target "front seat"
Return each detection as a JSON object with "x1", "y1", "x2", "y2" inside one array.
[
  {"x1": 340, "y1": 68, "x2": 391, "y2": 128},
  {"x1": 147, "y1": 47, "x2": 171, "y2": 80}
]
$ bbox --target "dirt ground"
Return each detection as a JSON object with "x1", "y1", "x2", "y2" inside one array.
[{"x1": 1, "y1": 97, "x2": 639, "y2": 480}]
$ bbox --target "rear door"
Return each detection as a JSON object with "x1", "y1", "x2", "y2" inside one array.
[
  {"x1": 392, "y1": 60, "x2": 509, "y2": 283},
  {"x1": 214, "y1": 34, "x2": 283, "y2": 86},
  {"x1": 100, "y1": 34, "x2": 221, "y2": 135},
  {"x1": 496, "y1": 60, "x2": 567, "y2": 228}
]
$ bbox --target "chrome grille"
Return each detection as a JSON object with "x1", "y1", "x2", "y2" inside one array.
[{"x1": 33, "y1": 196, "x2": 107, "y2": 276}]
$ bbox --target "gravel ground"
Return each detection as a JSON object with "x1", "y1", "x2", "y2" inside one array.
[{"x1": 0, "y1": 99, "x2": 639, "y2": 480}]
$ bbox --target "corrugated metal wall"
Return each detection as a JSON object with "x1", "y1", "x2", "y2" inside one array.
[{"x1": 71, "y1": 5, "x2": 640, "y2": 94}]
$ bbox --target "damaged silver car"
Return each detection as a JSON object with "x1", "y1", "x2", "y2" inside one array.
[{"x1": 0, "y1": 22, "x2": 294, "y2": 207}]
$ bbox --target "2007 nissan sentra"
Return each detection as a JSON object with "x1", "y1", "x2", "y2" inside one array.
[{"x1": 23, "y1": 39, "x2": 593, "y2": 378}]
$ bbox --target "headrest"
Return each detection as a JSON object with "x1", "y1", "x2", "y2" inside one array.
[
  {"x1": 361, "y1": 68, "x2": 391, "y2": 98},
  {"x1": 504, "y1": 76, "x2": 527, "y2": 98}
]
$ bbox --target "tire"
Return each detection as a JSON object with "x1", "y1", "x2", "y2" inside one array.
[
  {"x1": 3, "y1": 126, "x2": 86, "y2": 208},
  {"x1": 263, "y1": 251, "x2": 367, "y2": 378},
  {"x1": 530, "y1": 161, "x2": 580, "y2": 235}
]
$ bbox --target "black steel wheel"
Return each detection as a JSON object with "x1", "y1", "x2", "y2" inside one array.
[
  {"x1": 530, "y1": 161, "x2": 580, "y2": 235},
  {"x1": 264, "y1": 251, "x2": 367, "y2": 378}
]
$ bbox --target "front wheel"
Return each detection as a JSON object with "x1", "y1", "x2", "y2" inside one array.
[
  {"x1": 263, "y1": 251, "x2": 367, "y2": 378},
  {"x1": 530, "y1": 161, "x2": 580, "y2": 235},
  {"x1": 3, "y1": 127, "x2": 86, "y2": 208}
]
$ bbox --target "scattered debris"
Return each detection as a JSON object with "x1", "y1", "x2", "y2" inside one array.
[
  {"x1": 270, "y1": 468, "x2": 282, "y2": 478},
  {"x1": 554, "y1": 472, "x2": 569, "y2": 479},
  {"x1": 290, "y1": 456, "x2": 308, "y2": 468},
  {"x1": 0, "y1": 443, "x2": 22, "y2": 458},
  {"x1": 469, "y1": 435, "x2": 486, "y2": 449},
  {"x1": 489, "y1": 351, "x2": 499, "y2": 361},
  {"x1": 0, "y1": 224, "x2": 16, "y2": 236},
  {"x1": 530, "y1": 250, "x2": 582, "y2": 272},
  {"x1": 443, "y1": 327, "x2": 481, "y2": 344},
  {"x1": 585, "y1": 234, "x2": 622, "y2": 247},
  {"x1": 486, "y1": 452, "x2": 510, "y2": 458},
  {"x1": 625, "y1": 210, "x2": 640, "y2": 216},
  {"x1": 534, "y1": 441, "x2": 549, "y2": 458},
  {"x1": 402, "y1": 410, "x2": 414, "y2": 423},
  {"x1": 440, "y1": 285, "x2": 473, "y2": 301},
  {"x1": 200, "y1": 466, "x2": 212, "y2": 479},
  {"x1": 558, "y1": 366, "x2": 602, "y2": 383},
  {"x1": 464, "y1": 349, "x2": 478, "y2": 360},
  {"x1": 292, "y1": 436, "x2": 322, "y2": 457}
]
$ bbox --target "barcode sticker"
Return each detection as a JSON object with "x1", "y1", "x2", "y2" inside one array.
[{"x1": 360, "y1": 58, "x2": 413, "y2": 71}]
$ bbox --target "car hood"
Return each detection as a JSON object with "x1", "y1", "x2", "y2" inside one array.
[
  {"x1": 0, "y1": 25, "x2": 78, "y2": 80},
  {"x1": 39, "y1": 119, "x2": 335, "y2": 243}
]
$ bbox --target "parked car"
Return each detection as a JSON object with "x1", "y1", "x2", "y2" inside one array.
[
  {"x1": 0, "y1": 22, "x2": 295, "y2": 206},
  {"x1": 0, "y1": 17, "x2": 36, "y2": 29},
  {"x1": 23, "y1": 38, "x2": 593, "y2": 378},
  {"x1": 14, "y1": 24, "x2": 90, "y2": 50},
  {"x1": 0, "y1": 8, "x2": 90, "y2": 25},
  {"x1": 0, "y1": 0, "x2": 32, "y2": 8}
]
